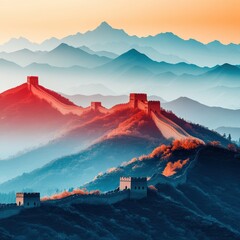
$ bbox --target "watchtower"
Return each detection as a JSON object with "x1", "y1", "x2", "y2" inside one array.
[
  {"x1": 91, "y1": 102, "x2": 102, "y2": 111},
  {"x1": 120, "y1": 177, "x2": 147, "y2": 199},
  {"x1": 27, "y1": 76, "x2": 39, "y2": 90},
  {"x1": 147, "y1": 101, "x2": 161, "y2": 115},
  {"x1": 129, "y1": 93, "x2": 147, "y2": 108},
  {"x1": 16, "y1": 192, "x2": 40, "y2": 208}
]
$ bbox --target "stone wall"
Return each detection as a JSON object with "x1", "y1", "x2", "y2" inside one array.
[
  {"x1": 43, "y1": 190, "x2": 131, "y2": 206},
  {"x1": 31, "y1": 84, "x2": 84, "y2": 116}
]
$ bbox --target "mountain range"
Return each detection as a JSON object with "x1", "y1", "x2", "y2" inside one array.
[
  {"x1": 1, "y1": 22, "x2": 240, "y2": 67},
  {"x1": 0, "y1": 144, "x2": 239, "y2": 239},
  {"x1": 0, "y1": 46, "x2": 240, "y2": 110},
  {"x1": 0, "y1": 79, "x2": 230, "y2": 192},
  {"x1": 62, "y1": 93, "x2": 240, "y2": 140}
]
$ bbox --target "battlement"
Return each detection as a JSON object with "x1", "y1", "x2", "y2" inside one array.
[
  {"x1": 27, "y1": 76, "x2": 39, "y2": 90},
  {"x1": 91, "y1": 102, "x2": 102, "y2": 111},
  {"x1": 129, "y1": 93, "x2": 161, "y2": 115},
  {"x1": 129, "y1": 93, "x2": 147, "y2": 108},
  {"x1": 129, "y1": 93, "x2": 147, "y2": 102},
  {"x1": 120, "y1": 177, "x2": 147, "y2": 182},
  {"x1": 16, "y1": 192, "x2": 40, "y2": 198},
  {"x1": 147, "y1": 101, "x2": 161, "y2": 115},
  {"x1": 120, "y1": 176, "x2": 147, "y2": 199},
  {"x1": 16, "y1": 192, "x2": 40, "y2": 208}
]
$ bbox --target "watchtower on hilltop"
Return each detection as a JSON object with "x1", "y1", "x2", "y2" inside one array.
[
  {"x1": 147, "y1": 101, "x2": 161, "y2": 115},
  {"x1": 91, "y1": 102, "x2": 102, "y2": 111},
  {"x1": 27, "y1": 76, "x2": 39, "y2": 90},
  {"x1": 129, "y1": 93, "x2": 161, "y2": 115},
  {"x1": 129, "y1": 93, "x2": 147, "y2": 108},
  {"x1": 16, "y1": 192, "x2": 40, "y2": 208},
  {"x1": 120, "y1": 177, "x2": 147, "y2": 199}
]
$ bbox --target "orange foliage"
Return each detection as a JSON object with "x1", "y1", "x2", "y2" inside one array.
[
  {"x1": 162, "y1": 158, "x2": 189, "y2": 177},
  {"x1": 124, "y1": 138, "x2": 203, "y2": 168},
  {"x1": 172, "y1": 138, "x2": 204, "y2": 151},
  {"x1": 41, "y1": 188, "x2": 100, "y2": 201},
  {"x1": 149, "y1": 144, "x2": 168, "y2": 158}
]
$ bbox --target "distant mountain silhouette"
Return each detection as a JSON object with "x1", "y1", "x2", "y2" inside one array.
[
  {"x1": 37, "y1": 43, "x2": 111, "y2": 68},
  {"x1": 0, "y1": 22, "x2": 240, "y2": 66},
  {"x1": 98, "y1": 49, "x2": 208, "y2": 76},
  {"x1": 215, "y1": 126, "x2": 240, "y2": 141},
  {"x1": 0, "y1": 51, "x2": 239, "y2": 109},
  {"x1": 202, "y1": 63, "x2": 240, "y2": 77},
  {"x1": 162, "y1": 97, "x2": 240, "y2": 129},
  {"x1": 78, "y1": 45, "x2": 118, "y2": 59},
  {"x1": 0, "y1": 43, "x2": 111, "y2": 68}
]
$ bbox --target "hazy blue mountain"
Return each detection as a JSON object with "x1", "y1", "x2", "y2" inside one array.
[
  {"x1": 0, "y1": 58, "x2": 22, "y2": 69},
  {"x1": 1, "y1": 22, "x2": 240, "y2": 66},
  {"x1": 36, "y1": 43, "x2": 111, "y2": 68},
  {"x1": 0, "y1": 37, "x2": 39, "y2": 52},
  {"x1": 162, "y1": 97, "x2": 240, "y2": 129},
  {"x1": 0, "y1": 50, "x2": 240, "y2": 108},
  {"x1": 40, "y1": 37, "x2": 61, "y2": 51},
  {"x1": 0, "y1": 49, "x2": 45, "y2": 66},
  {"x1": 98, "y1": 49, "x2": 209, "y2": 76},
  {"x1": 78, "y1": 45, "x2": 118, "y2": 59},
  {"x1": 201, "y1": 86, "x2": 240, "y2": 109},
  {"x1": 62, "y1": 21, "x2": 137, "y2": 48},
  {"x1": 130, "y1": 44, "x2": 187, "y2": 63},
  {"x1": 215, "y1": 127, "x2": 240, "y2": 141},
  {"x1": 0, "y1": 43, "x2": 112, "y2": 68},
  {"x1": 201, "y1": 63, "x2": 240, "y2": 79}
]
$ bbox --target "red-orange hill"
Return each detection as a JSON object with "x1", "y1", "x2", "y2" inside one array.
[{"x1": 0, "y1": 83, "x2": 77, "y2": 132}]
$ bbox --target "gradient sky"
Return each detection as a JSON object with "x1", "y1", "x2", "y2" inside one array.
[{"x1": 0, "y1": 0, "x2": 239, "y2": 44}]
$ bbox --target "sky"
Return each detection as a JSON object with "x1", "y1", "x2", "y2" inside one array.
[{"x1": 0, "y1": 0, "x2": 239, "y2": 44}]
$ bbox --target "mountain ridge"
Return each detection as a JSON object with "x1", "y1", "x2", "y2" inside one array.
[{"x1": 0, "y1": 22, "x2": 240, "y2": 66}]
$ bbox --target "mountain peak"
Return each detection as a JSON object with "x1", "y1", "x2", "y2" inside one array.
[
  {"x1": 52, "y1": 43, "x2": 78, "y2": 53},
  {"x1": 125, "y1": 48, "x2": 140, "y2": 55},
  {"x1": 99, "y1": 21, "x2": 112, "y2": 28},
  {"x1": 119, "y1": 48, "x2": 152, "y2": 62},
  {"x1": 156, "y1": 32, "x2": 181, "y2": 40},
  {"x1": 95, "y1": 21, "x2": 113, "y2": 31},
  {"x1": 56, "y1": 43, "x2": 71, "y2": 49}
]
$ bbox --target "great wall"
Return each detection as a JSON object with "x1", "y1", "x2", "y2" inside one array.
[
  {"x1": 0, "y1": 177, "x2": 148, "y2": 219},
  {"x1": 27, "y1": 76, "x2": 191, "y2": 140},
  {"x1": 0, "y1": 76, "x2": 196, "y2": 219}
]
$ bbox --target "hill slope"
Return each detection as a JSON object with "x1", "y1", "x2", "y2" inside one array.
[
  {"x1": 162, "y1": 97, "x2": 240, "y2": 129},
  {"x1": 0, "y1": 83, "x2": 81, "y2": 159},
  {"x1": 0, "y1": 145, "x2": 239, "y2": 240}
]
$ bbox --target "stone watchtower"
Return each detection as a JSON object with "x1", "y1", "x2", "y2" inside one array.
[
  {"x1": 129, "y1": 93, "x2": 161, "y2": 115},
  {"x1": 16, "y1": 192, "x2": 40, "y2": 208},
  {"x1": 91, "y1": 102, "x2": 102, "y2": 111},
  {"x1": 120, "y1": 177, "x2": 147, "y2": 199},
  {"x1": 27, "y1": 76, "x2": 39, "y2": 90},
  {"x1": 129, "y1": 93, "x2": 147, "y2": 108}
]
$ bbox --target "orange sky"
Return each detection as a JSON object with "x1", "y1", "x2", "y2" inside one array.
[{"x1": 0, "y1": 0, "x2": 239, "y2": 44}]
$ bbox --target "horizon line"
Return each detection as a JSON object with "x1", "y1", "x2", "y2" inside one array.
[{"x1": 0, "y1": 21, "x2": 239, "y2": 46}]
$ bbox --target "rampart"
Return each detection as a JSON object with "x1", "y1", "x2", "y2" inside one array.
[
  {"x1": 30, "y1": 84, "x2": 84, "y2": 116},
  {"x1": 43, "y1": 190, "x2": 130, "y2": 206},
  {"x1": 129, "y1": 93, "x2": 161, "y2": 115}
]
